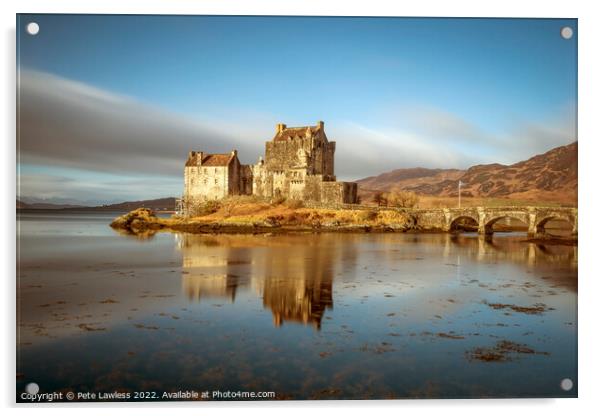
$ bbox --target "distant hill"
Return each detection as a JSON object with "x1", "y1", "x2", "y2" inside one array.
[
  {"x1": 92, "y1": 197, "x2": 176, "y2": 211},
  {"x1": 356, "y1": 142, "x2": 577, "y2": 205},
  {"x1": 17, "y1": 199, "x2": 85, "y2": 209},
  {"x1": 17, "y1": 197, "x2": 176, "y2": 211}
]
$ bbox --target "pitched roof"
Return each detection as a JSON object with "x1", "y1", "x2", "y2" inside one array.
[
  {"x1": 274, "y1": 126, "x2": 320, "y2": 142},
  {"x1": 185, "y1": 152, "x2": 235, "y2": 167},
  {"x1": 202, "y1": 154, "x2": 234, "y2": 166}
]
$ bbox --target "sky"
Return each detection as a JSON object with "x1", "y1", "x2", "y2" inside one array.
[{"x1": 16, "y1": 15, "x2": 577, "y2": 204}]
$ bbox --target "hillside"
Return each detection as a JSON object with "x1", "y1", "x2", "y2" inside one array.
[
  {"x1": 16, "y1": 199, "x2": 85, "y2": 209},
  {"x1": 356, "y1": 167, "x2": 464, "y2": 192},
  {"x1": 356, "y1": 142, "x2": 577, "y2": 205},
  {"x1": 17, "y1": 197, "x2": 176, "y2": 211},
  {"x1": 93, "y1": 197, "x2": 176, "y2": 211}
]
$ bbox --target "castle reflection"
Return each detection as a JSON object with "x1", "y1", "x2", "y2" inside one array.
[
  {"x1": 176, "y1": 232, "x2": 577, "y2": 330},
  {"x1": 176, "y1": 234, "x2": 345, "y2": 329}
]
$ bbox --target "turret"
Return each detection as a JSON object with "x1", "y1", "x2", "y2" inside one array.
[{"x1": 305, "y1": 126, "x2": 312, "y2": 139}]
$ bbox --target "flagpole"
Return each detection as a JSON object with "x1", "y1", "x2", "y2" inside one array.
[{"x1": 458, "y1": 180, "x2": 461, "y2": 208}]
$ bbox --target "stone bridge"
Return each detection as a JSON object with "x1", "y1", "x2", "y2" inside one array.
[{"x1": 409, "y1": 206, "x2": 577, "y2": 236}]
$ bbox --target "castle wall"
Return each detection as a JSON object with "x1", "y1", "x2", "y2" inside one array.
[
  {"x1": 252, "y1": 163, "x2": 272, "y2": 198},
  {"x1": 240, "y1": 165, "x2": 254, "y2": 195},
  {"x1": 320, "y1": 181, "x2": 358, "y2": 205},
  {"x1": 265, "y1": 139, "x2": 311, "y2": 172},
  {"x1": 184, "y1": 165, "x2": 230, "y2": 204},
  {"x1": 302, "y1": 175, "x2": 324, "y2": 202},
  {"x1": 228, "y1": 158, "x2": 240, "y2": 195},
  {"x1": 323, "y1": 142, "x2": 335, "y2": 177},
  {"x1": 272, "y1": 171, "x2": 288, "y2": 198}
]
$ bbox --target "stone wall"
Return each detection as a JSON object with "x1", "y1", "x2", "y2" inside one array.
[
  {"x1": 320, "y1": 181, "x2": 358, "y2": 205},
  {"x1": 184, "y1": 165, "x2": 229, "y2": 203},
  {"x1": 228, "y1": 158, "x2": 240, "y2": 195},
  {"x1": 302, "y1": 175, "x2": 324, "y2": 203},
  {"x1": 252, "y1": 163, "x2": 271, "y2": 198},
  {"x1": 265, "y1": 139, "x2": 309, "y2": 172},
  {"x1": 272, "y1": 171, "x2": 288, "y2": 198},
  {"x1": 322, "y1": 141, "x2": 335, "y2": 177},
  {"x1": 240, "y1": 164, "x2": 253, "y2": 195}
]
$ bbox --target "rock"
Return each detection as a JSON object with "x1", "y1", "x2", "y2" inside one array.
[{"x1": 110, "y1": 208, "x2": 158, "y2": 232}]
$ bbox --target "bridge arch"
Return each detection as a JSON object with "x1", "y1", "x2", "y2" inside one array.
[
  {"x1": 449, "y1": 215, "x2": 479, "y2": 232},
  {"x1": 482, "y1": 214, "x2": 529, "y2": 235},
  {"x1": 535, "y1": 214, "x2": 576, "y2": 236}
]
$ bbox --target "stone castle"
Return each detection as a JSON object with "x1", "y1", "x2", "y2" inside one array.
[{"x1": 182, "y1": 121, "x2": 357, "y2": 215}]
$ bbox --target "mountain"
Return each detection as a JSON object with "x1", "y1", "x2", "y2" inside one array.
[
  {"x1": 356, "y1": 142, "x2": 577, "y2": 204},
  {"x1": 17, "y1": 197, "x2": 176, "y2": 211},
  {"x1": 357, "y1": 168, "x2": 464, "y2": 193}
]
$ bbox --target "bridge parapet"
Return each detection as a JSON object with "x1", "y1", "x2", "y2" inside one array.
[{"x1": 404, "y1": 206, "x2": 576, "y2": 236}]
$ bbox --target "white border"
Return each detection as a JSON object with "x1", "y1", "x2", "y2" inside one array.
[{"x1": 3, "y1": 1, "x2": 601, "y2": 415}]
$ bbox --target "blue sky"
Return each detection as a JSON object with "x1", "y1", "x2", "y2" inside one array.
[{"x1": 17, "y1": 15, "x2": 577, "y2": 204}]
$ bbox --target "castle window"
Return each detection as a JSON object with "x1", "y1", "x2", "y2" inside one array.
[
  {"x1": 204, "y1": 168, "x2": 207, "y2": 174},
  {"x1": 215, "y1": 178, "x2": 218, "y2": 184}
]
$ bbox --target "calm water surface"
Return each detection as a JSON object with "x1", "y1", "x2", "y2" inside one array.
[{"x1": 16, "y1": 211, "x2": 577, "y2": 400}]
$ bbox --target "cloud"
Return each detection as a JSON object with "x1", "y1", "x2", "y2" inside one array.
[
  {"x1": 330, "y1": 122, "x2": 476, "y2": 180},
  {"x1": 17, "y1": 69, "x2": 576, "y2": 201},
  {"x1": 335, "y1": 102, "x2": 577, "y2": 177},
  {"x1": 18, "y1": 170, "x2": 182, "y2": 205},
  {"x1": 18, "y1": 70, "x2": 267, "y2": 177},
  {"x1": 497, "y1": 110, "x2": 576, "y2": 164},
  {"x1": 397, "y1": 105, "x2": 492, "y2": 146}
]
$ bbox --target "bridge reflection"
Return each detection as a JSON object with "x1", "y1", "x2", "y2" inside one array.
[
  {"x1": 176, "y1": 233, "x2": 576, "y2": 330},
  {"x1": 445, "y1": 233, "x2": 577, "y2": 270}
]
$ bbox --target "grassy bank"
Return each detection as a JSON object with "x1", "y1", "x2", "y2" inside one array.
[{"x1": 111, "y1": 196, "x2": 416, "y2": 235}]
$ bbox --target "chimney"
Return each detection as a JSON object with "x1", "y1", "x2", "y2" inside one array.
[
  {"x1": 317, "y1": 120, "x2": 324, "y2": 130},
  {"x1": 188, "y1": 151, "x2": 202, "y2": 163},
  {"x1": 276, "y1": 123, "x2": 287, "y2": 133}
]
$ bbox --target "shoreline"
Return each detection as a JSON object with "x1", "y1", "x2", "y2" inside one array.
[{"x1": 109, "y1": 208, "x2": 577, "y2": 245}]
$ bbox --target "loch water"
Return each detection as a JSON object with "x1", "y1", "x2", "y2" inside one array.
[{"x1": 17, "y1": 210, "x2": 577, "y2": 400}]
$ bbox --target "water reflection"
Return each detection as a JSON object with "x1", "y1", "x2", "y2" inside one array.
[
  {"x1": 448, "y1": 234, "x2": 577, "y2": 269},
  {"x1": 17, "y1": 211, "x2": 578, "y2": 399},
  {"x1": 178, "y1": 234, "x2": 338, "y2": 329},
  {"x1": 177, "y1": 233, "x2": 576, "y2": 331}
]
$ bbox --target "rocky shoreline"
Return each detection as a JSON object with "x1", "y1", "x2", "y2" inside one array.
[
  {"x1": 109, "y1": 208, "x2": 422, "y2": 236},
  {"x1": 110, "y1": 208, "x2": 426, "y2": 235},
  {"x1": 109, "y1": 208, "x2": 577, "y2": 246}
]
